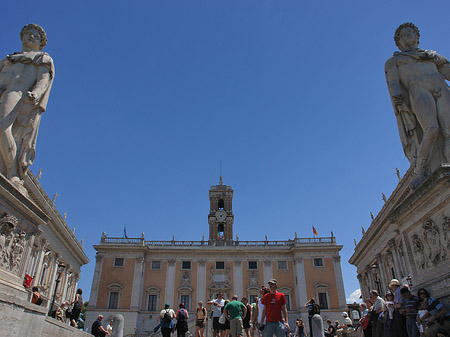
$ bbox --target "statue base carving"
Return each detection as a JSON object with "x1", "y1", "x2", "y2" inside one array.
[{"x1": 350, "y1": 165, "x2": 450, "y2": 306}]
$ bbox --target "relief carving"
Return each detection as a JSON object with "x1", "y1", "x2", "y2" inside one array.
[
  {"x1": 181, "y1": 271, "x2": 190, "y2": 286},
  {"x1": 248, "y1": 271, "x2": 258, "y2": 287},
  {"x1": 410, "y1": 218, "x2": 449, "y2": 270},
  {"x1": 442, "y1": 216, "x2": 450, "y2": 250},
  {"x1": 0, "y1": 214, "x2": 28, "y2": 275},
  {"x1": 411, "y1": 234, "x2": 426, "y2": 270},
  {"x1": 422, "y1": 220, "x2": 446, "y2": 266}
]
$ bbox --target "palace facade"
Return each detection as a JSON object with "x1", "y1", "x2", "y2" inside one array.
[{"x1": 86, "y1": 178, "x2": 347, "y2": 335}]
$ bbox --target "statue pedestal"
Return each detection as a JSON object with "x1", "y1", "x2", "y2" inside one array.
[
  {"x1": 350, "y1": 165, "x2": 450, "y2": 305},
  {"x1": 390, "y1": 165, "x2": 450, "y2": 299}
]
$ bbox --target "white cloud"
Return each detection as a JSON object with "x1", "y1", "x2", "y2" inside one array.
[{"x1": 347, "y1": 288, "x2": 362, "y2": 303}]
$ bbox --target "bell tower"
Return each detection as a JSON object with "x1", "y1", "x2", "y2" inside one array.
[{"x1": 208, "y1": 176, "x2": 234, "y2": 242}]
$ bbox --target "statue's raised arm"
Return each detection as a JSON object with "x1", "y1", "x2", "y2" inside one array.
[
  {"x1": 385, "y1": 23, "x2": 450, "y2": 188},
  {"x1": 0, "y1": 24, "x2": 54, "y2": 190}
]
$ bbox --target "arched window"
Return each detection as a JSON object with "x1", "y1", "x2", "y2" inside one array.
[
  {"x1": 246, "y1": 287, "x2": 260, "y2": 305},
  {"x1": 314, "y1": 284, "x2": 329, "y2": 309},
  {"x1": 146, "y1": 287, "x2": 160, "y2": 312},
  {"x1": 217, "y1": 224, "x2": 224, "y2": 239},
  {"x1": 178, "y1": 286, "x2": 193, "y2": 311},
  {"x1": 108, "y1": 283, "x2": 123, "y2": 309},
  {"x1": 218, "y1": 199, "x2": 224, "y2": 209},
  {"x1": 278, "y1": 287, "x2": 293, "y2": 311}
]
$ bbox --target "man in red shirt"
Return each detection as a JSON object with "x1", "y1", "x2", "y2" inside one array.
[{"x1": 260, "y1": 279, "x2": 289, "y2": 337}]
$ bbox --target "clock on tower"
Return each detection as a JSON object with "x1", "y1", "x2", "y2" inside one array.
[{"x1": 208, "y1": 176, "x2": 234, "y2": 242}]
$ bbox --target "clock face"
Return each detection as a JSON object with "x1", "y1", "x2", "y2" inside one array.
[{"x1": 215, "y1": 210, "x2": 227, "y2": 222}]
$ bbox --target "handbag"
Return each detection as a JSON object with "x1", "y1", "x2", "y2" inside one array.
[
  {"x1": 361, "y1": 314, "x2": 370, "y2": 330},
  {"x1": 219, "y1": 313, "x2": 226, "y2": 324}
]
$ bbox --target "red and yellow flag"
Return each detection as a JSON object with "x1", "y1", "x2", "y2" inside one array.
[{"x1": 312, "y1": 225, "x2": 318, "y2": 236}]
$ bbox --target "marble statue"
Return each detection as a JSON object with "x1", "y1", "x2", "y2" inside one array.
[
  {"x1": 112, "y1": 314, "x2": 124, "y2": 337},
  {"x1": 385, "y1": 23, "x2": 450, "y2": 187},
  {"x1": 0, "y1": 24, "x2": 54, "y2": 188}
]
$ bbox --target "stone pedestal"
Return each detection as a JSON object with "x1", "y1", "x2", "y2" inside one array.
[{"x1": 0, "y1": 171, "x2": 89, "y2": 336}]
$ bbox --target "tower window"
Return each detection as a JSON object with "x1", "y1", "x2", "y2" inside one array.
[
  {"x1": 216, "y1": 261, "x2": 225, "y2": 269},
  {"x1": 217, "y1": 224, "x2": 224, "y2": 240},
  {"x1": 218, "y1": 199, "x2": 224, "y2": 209}
]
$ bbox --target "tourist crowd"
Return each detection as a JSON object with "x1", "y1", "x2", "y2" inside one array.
[{"x1": 354, "y1": 279, "x2": 450, "y2": 337}]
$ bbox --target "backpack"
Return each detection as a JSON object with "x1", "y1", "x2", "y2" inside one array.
[
  {"x1": 164, "y1": 310, "x2": 172, "y2": 324},
  {"x1": 178, "y1": 309, "x2": 186, "y2": 322}
]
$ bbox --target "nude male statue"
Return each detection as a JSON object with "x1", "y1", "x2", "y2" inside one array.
[
  {"x1": 0, "y1": 24, "x2": 54, "y2": 186},
  {"x1": 385, "y1": 23, "x2": 450, "y2": 187}
]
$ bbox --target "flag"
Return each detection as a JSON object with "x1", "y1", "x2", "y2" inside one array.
[
  {"x1": 312, "y1": 225, "x2": 318, "y2": 236},
  {"x1": 23, "y1": 274, "x2": 33, "y2": 288}
]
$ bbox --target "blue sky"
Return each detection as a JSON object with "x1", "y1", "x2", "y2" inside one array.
[{"x1": 2, "y1": 0, "x2": 449, "y2": 304}]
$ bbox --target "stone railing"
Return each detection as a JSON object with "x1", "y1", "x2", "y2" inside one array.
[{"x1": 101, "y1": 236, "x2": 336, "y2": 246}]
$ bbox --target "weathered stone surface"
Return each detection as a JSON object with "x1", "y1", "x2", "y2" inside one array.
[
  {"x1": 385, "y1": 23, "x2": 450, "y2": 187},
  {"x1": 112, "y1": 314, "x2": 124, "y2": 337},
  {"x1": 0, "y1": 290, "x2": 90, "y2": 337},
  {"x1": 0, "y1": 24, "x2": 54, "y2": 190},
  {"x1": 350, "y1": 165, "x2": 450, "y2": 305},
  {"x1": 311, "y1": 314, "x2": 325, "y2": 337}
]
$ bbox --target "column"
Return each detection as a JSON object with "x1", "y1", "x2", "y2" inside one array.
[
  {"x1": 357, "y1": 274, "x2": 363, "y2": 299},
  {"x1": 60, "y1": 266, "x2": 70, "y2": 302},
  {"x1": 46, "y1": 254, "x2": 59, "y2": 306},
  {"x1": 233, "y1": 260, "x2": 243, "y2": 297},
  {"x1": 131, "y1": 257, "x2": 145, "y2": 309},
  {"x1": 165, "y1": 260, "x2": 176, "y2": 307},
  {"x1": 388, "y1": 239, "x2": 403, "y2": 279},
  {"x1": 294, "y1": 257, "x2": 308, "y2": 310},
  {"x1": 32, "y1": 240, "x2": 47, "y2": 285},
  {"x1": 197, "y1": 260, "x2": 207, "y2": 303},
  {"x1": 333, "y1": 255, "x2": 346, "y2": 309},
  {"x1": 88, "y1": 254, "x2": 104, "y2": 308},
  {"x1": 263, "y1": 260, "x2": 273, "y2": 285}
]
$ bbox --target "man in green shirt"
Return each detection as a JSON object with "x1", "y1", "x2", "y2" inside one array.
[{"x1": 225, "y1": 295, "x2": 248, "y2": 337}]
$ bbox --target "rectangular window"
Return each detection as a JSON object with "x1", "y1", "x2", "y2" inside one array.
[
  {"x1": 152, "y1": 261, "x2": 161, "y2": 270},
  {"x1": 216, "y1": 261, "x2": 225, "y2": 269},
  {"x1": 313, "y1": 258, "x2": 323, "y2": 267},
  {"x1": 181, "y1": 295, "x2": 190, "y2": 311},
  {"x1": 248, "y1": 261, "x2": 258, "y2": 270},
  {"x1": 277, "y1": 261, "x2": 287, "y2": 270},
  {"x1": 391, "y1": 267, "x2": 396, "y2": 279},
  {"x1": 318, "y1": 292, "x2": 328, "y2": 309},
  {"x1": 148, "y1": 295, "x2": 157, "y2": 311},
  {"x1": 114, "y1": 258, "x2": 124, "y2": 267},
  {"x1": 250, "y1": 295, "x2": 258, "y2": 304},
  {"x1": 109, "y1": 292, "x2": 119, "y2": 309},
  {"x1": 285, "y1": 294, "x2": 291, "y2": 311},
  {"x1": 182, "y1": 261, "x2": 191, "y2": 270}
]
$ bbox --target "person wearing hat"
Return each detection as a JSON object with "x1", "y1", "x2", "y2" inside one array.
[
  {"x1": 260, "y1": 279, "x2": 289, "y2": 337},
  {"x1": 160, "y1": 303, "x2": 176, "y2": 337},
  {"x1": 336, "y1": 312, "x2": 354, "y2": 337},
  {"x1": 208, "y1": 292, "x2": 225, "y2": 337},
  {"x1": 389, "y1": 279, "x2": 408, "y2": 337}
]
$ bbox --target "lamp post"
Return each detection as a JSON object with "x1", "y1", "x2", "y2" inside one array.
[
  {"x1": 48, "y1": 263, "x2": 65, "y2": 316},
  {"x1": 371, "y1": 263, "x2": 382, "y2": 294}
]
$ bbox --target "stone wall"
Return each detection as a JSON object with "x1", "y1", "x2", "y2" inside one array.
[{"x1": 0, "y1": 290, "x2": 90, "y2": 337}]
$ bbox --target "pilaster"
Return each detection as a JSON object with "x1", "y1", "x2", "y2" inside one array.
[
  {"x1": 294, "y1": 257, "x2": 307, "y2": 310},
  {"x1": 88, "y1": 254, "x2": 103, "y2": 308},
  {"x1": 165, "y1": 260, "x2": 176, "y2": 307},
  {"x1": 233, "y1": 260, "x2": 243, "y2": 296},
  {"x1": 333, "y1": 255, "x2": 346, "y2": 309}
]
